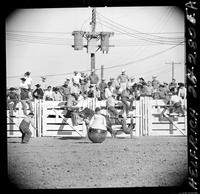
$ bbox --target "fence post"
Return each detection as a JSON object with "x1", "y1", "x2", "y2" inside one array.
[
  {"x1": 147, "y1": 96, "x2": 153, "y2": 136},
  {"x1": 139, "y1": 97, "x2": 142, "y2": 136},
  {"x1": 33, "y1": 100, "x2": 37, "y2": 137},
  {"x1": 135, "y1": 100, "x2": 140, "y2": 136},
  {"x1": 37, "y1": 100, "x2": 42, "y2": 137}
]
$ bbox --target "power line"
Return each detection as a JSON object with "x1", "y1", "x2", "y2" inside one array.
[
  {"x1": 7, "y1": 41, "x2": 183, "y2": 79},
  {"x1": 96, "y1": 20, "x2": 184, "y2": 45},
  {"x1": 6, "y1": 29, "x2": 184, "y2": 36},
  {"x1": 6, "y1": 32, "x2": 184, "y2": 47},
  {"x1": 100, "y1": 41, "x2": 184, "y2": 71},
  {"x1": 96, "y1": 17, "x2": 184, "y2": 44},
  {"x1": 96, "y1": 9, "x2": 183, "y2": 42},
  {"x1": 103, "y1": 7, "x2": 174, "y2": 70},
  {"x1": 129, "y1": 7, "x2": 176, "y2": 63},
  {"x1": 6, "y1": 30, "x2": 72, "y2": 35}
]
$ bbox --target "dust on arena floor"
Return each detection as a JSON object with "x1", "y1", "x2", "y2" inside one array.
[{"x1": 7, "y1": 136, "x2": 187, "y2": 189}]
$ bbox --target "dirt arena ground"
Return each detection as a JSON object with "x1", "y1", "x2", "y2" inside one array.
[{"x1": 7, "y1": 136, "x2": 188, "y2": 189}]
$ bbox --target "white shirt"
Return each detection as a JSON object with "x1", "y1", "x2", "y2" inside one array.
[
  {"x1": 72, "y1": 74, "x2": 81, "y2": 85},
  {"x1": 52, "y1": 91, "x2": 63, "y2": 101},
  {"x1": 44, "y1": 90, "x2": 53, "y2": 100},
  {"x1": 24, "y1": 76, "x2": 32, "y2": 88},
  {"x1": 89, "y1": 114, "x2": 107, "y2": 130},
  {"x1": 20, "y1": 82, "x2": 29, "y2": 89},
  {"x1": 178, "y1": 87, "x2": 186, "y2": 99},
  {"x1": 170, "y1": 95, "x2": 182, "y2": 104},
  {"x1": 105, "y1": 88, "x2": 113, "y2": 99},
  {"x1": 107, "y1": 96, "x2": 115, "y2": 107}
]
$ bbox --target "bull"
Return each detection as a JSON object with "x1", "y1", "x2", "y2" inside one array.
[{"x1": 71, "y1": 107, "x2": 135, "y2": 138}]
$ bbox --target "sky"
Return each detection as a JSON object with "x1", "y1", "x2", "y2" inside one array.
[{"x1": 6, "y1": 6, "x2": 185, "y2": 88}]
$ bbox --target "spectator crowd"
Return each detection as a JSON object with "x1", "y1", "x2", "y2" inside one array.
[{"x1": 7, "y1": 69, "x2": 187, "y2": 117}]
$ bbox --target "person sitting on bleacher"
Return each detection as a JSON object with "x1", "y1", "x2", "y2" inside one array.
[
  {"x1": 157, "y1": 84, "x2": 168, "y2": 100},
  {"x1": 105, "y1": 82, "x2": 113, "y2": 99},
  {"x1": 44, "y1": 86, "x2": 53, "y2": 101},
  {"x1": 7, "y1": 87, "x2": 19, "y2": 112},
  {"x1": 169, "y1": 78, "x2": 178, "y2": 93},
  {"x1": 52, "y1": 87, "x2": 63, "y2": 101},
  {"x1": 87, "y1": 85, "x2": 95, "y2": 98},
  {"x1": 146, "y1": 81, "x2": 154, "y2": 97}
]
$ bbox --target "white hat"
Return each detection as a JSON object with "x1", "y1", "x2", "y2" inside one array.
[
  {"x1": 152, "y1": 75, "x2": 157, "y2": 78},
  {"x1": 122, "y1": 69, "x2": 125, "y2": 72},
  {"x1": 66, "y1": 77, "x2": 70, "y2": 80}
]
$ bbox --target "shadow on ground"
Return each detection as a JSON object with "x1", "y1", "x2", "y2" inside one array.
[{"x1": 57, "y1": 137, "x2": 85, "y2": 140}]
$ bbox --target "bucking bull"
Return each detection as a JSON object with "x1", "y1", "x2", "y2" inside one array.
[{"x1": 69, "y1": 107, "x2": 136, "y2": 138}]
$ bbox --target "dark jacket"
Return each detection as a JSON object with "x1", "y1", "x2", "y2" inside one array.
[{"x1": 33, "y1": 88, "x2": 44, "y2": 99}]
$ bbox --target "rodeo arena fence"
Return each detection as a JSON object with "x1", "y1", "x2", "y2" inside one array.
[{"x1": 7, "y1": 97, "x2": 187, "y2": 138}]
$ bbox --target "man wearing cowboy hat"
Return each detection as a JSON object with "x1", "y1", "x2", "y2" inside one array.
[
  {"x1": 19, "y1": 112, "x2": 37, "y2": 143},
  {"x1": 19, "y1": 77, "x2": 34, "y2": 116},
  {"x1": 59, "y1": 78, "x2": 71, "y2": 101},
  {"x1": 80, "y1": 73, "x2": 89, "y2": 95},
  {"x1": 88, "y1": 68, "x2": 99, "y2": 85},
  {"x1": 20, "y1": 77, "x2": 28, "y2": 89},
  {"x1": 110, "y1": 77, "x2": 119, "y2": 91},
  {"x1": 72, "y1": 71, "x2": 81, "y2": 87},
  {"x1": 169, "y1": 78, "x2": 178, "y2": 93},
  {"x1": 99, "y1": 78, "x2": 107, "y2": 100},
  {"x1": 151, "y1": 75, "x2": 160, "y2": 99},
  {"x1": 7, "y1": 87, "x2": 19, "y2": 112},
  {"x1": 44, "y1": 86, "x2": 53, "y2": 101},
  {"x1": 52, "y1": 87, "x2": 63, "y2": 101},
  {"x1": 33, "y1": 84, "x2": 44, "y2": 100},
  {"x1": 117, "y1": 69, "x2": 129, "y2": 92},
  {"x1": 24, "y1": 71, "x2": 32, "y2": 90},
  {"x1": 87, "y1": 85, "x2": 95, "y2": 98},
  {"x1": 40, "y1": 76, "x2": 47, "y2": 90},
  {"x1": 88, "y1": 69, "x2": 99, "y2": 98},
  {"x1": 152, "y1": 75, "x2": 160, "y2": 90}
]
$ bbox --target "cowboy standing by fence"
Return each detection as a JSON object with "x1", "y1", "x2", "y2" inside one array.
[{"x1": 19, "y1": 112, "x2": 37, "y2": 143}]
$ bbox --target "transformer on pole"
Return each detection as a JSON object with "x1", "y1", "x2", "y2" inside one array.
[{"x1": 72, "y1": 7, "x2": 114, "y2": 73}]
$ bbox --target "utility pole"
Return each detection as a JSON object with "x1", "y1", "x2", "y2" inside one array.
[
  {"x1": 101, "y1": 65, "x2": 104, "y2": 81},
  {"x1": 165, "y1": 61, "x2": 181, "y2": 81},
  {"x1": 90, "y1": 8, "x2": 96, "y2": 73},
  {"x1": 72, "y1": 7, "x2": 114, "y2": 75}
]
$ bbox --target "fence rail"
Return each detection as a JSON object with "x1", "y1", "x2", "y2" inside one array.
[{"x1": 7, "y1": 97, "x2": 187, "y2": 138}]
